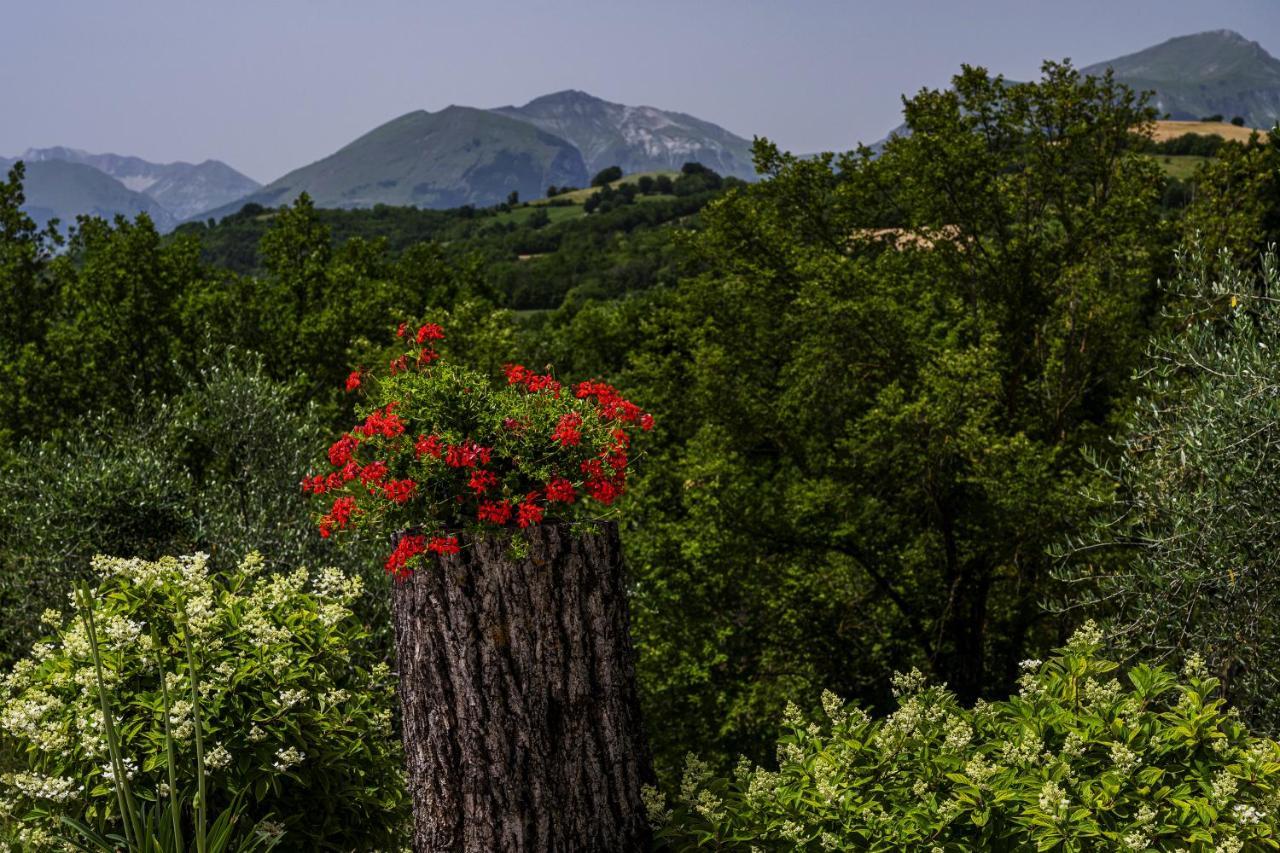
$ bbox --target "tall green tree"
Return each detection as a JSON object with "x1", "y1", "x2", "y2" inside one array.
[
  {"x1": 1058, "y1": 246, "x2": 1280, "y2": 730},
  {"x1": 624, "y1": 62, "x2": 1167, "y2": 768},
  {"x1": 0, "y1": 163, "x2": 60, "y2": 452}
]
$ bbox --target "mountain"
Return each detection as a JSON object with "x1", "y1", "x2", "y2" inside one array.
[
  {"x1": 12, "y1": 160, "x2": 176, "y2": 231},
  {"x1": 19, "y1": 147, "x2": 260, "y2": 221},
  {"x1": 493, "y1": 90, "x2": 757, "y2": 179},
  {"x1": 205, "y1": 106, "x2": 589, "y2": 219},
  {"x1": 1083, "y1": 30, "x2": 1280, "y2": 130}
]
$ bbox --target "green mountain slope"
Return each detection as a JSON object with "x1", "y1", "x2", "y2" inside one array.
[
  {"x1": 21, "y1": 147, "x2": 260, "y2": 221},
  {"x1": 493, "y1": 90, "x2": 757, "y2": 179},
  {"x1": 205, "y1": 107, "x2": 589, "y2": 219},
  {"x1": 14, "y1": 160, "x2": 176, "y2": 231},
  {"x1": 1083, "y1": 29, "x2": 1280, "y2": 129}
]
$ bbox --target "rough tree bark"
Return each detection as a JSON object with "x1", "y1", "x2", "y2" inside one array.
[{"x1": 392, "y1": 520, "x2": 653, "y2": 852}]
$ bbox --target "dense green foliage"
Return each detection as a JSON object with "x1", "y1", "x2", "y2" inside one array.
[
  {"x1": 0, "y1": 554, "x2": 407, "y2": 850},
  {"x1": 650, "y1": 625, "x2": 1280, "y2": 851},
  {"x1": 616, "y1": 61, "x2": 1170, "y2": 770},
  {"x1": 1059, "y1": 248, "x2": 1280, "y2": 731},
  {"x1": 0, "y1": 354, "x2": 388, "y2": 668},
  {"x1": 3, "y1": 51, "x2": 1280, "y2": 846}
]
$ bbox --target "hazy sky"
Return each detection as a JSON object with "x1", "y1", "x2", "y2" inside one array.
[{"x1": 2, "y1": 0, "x2": 1278, "y2": 183}]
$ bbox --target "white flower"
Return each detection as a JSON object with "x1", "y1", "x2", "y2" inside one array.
[
  {"x1": 273, "y1": 746, "x2": 305, "y2": 772},
  {"x1": 205, "y1": 743, "x2": 232, "y2": 771}
]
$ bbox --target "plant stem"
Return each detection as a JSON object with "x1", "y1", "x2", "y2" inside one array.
[{"x1": 182, "y1": 614, "x2": 208, "y2": 853}]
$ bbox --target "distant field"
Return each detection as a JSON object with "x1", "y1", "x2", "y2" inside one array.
[
  {"x1": 1148, "y1": 120, "x2": 1262, "y2": 144},
  {"x1": 1148, "y1": 154, "x2": 1212, "y2": 180},
  {"x1": 530, "y1": 170, "x2": 680, "y2": 205}
]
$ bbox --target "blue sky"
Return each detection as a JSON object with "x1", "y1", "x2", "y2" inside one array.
[{"x1": 2, "y1": 0, "x2": 1277, "y2": 182}]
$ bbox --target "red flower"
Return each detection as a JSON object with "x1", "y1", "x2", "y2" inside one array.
[
  {"x1": 383, "y1": 478, "x2": 417, "y2": 504},
  {"x1": 428, "y1": 535, "x2": 460, "y2": 555},
  {"x1": 445, "y1": 441, "x2": 492, "y2": 469},
  {"x1": 504, "y1": 363, "x2": 561, "y2": 396},
  {"x1": 468, "y1": 469, "x2": 499, "y2": 494},
  {"x1": 328, "y1": 434, "x2": 359, "y2": 467},
  {"x1": 516, "y1": 495, "x2": 544, "y2": 528},
  {"x1": 477, "y1": 500, "x2": 513, "y2": 525},
  {"x1": 301, "y1": 474, "x2": 329, "y2": 495},
  {"x1": 359, "y1": 405, "x2": 405, "y2": 439},
  {"x1": 318, "y1": 520, "x2": 333, "y2": 538},
  {"x1": 640, "y1": 413, "x2": 654, "y2": 431},
  {"x1": 545, "y1": 477, "x2": 576, "y2": 504},
  {"x1": 385, "y1": 534, "x2": 426, "y2": 579},
  {"x1": 345, "y1": 370, "x2": 362, "y2": 392},
  {"x1": 416, "y1": 323, "x2": 445, "y2": 343},
  {"x1": 359, "y1": 460, "x2": 388, "y2": 487},
  {"x1": 330, "y1": 496, "x2": 358, "y2": 528},
  {"x1": 414, "y1": 434, "x2": 444, "y2": 459},
  {"x1": 551, "y1": 412, "x2": 583, "y2": 447},
  {"x1": 396, "y1": 322, "x2": 408, "y2": 339},
  {"x1": 418, "y1": 347, "x2": 440, "y2": 366}
]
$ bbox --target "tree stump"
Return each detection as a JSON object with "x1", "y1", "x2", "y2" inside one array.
[{"x1": 392, "y1": 520, "x2": 653, "y2": 852}]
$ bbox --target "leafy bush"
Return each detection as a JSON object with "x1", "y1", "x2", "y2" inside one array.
[
  {"x1": 305, "y1": 322, "x2": 652, "y2": 576},
  {"x1": 0, "y1": 553, "x2": 407, "y2": 851},
  {"x1": 0, "y1": 353, "x2": 385, "y2": 666},
  {"x1": 1059, "y1": 248, "x2": 1280, "y2": 730},
  {"x1": 649, "y1": 625, "x2": 1280, "y2": 851}
]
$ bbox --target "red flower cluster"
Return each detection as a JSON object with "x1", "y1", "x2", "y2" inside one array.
[
  {"x1": 551, "y1": 412, "x2": 583, "y2": 446},
  {"x1": 358, "y1": 404, "x2": 405, "y2": 438},
  {"x1": 504, "y1": 364, "x2": 562, "y2": 396},
  {"x1": 383, "y1": 478, "x2": 417, "y2": 504},
  {"x1": 385, "y1": 534, "x2": 425, "y2": 579},
  {"x1": 307, "y1": 323, "x2": 652, "y2": 580},
  {"x1": 477, "y1": 500, "x2": 513, "y2": 525},
  {"x1": 575, "y1": 380, "x2": 655, "y2": 431}
]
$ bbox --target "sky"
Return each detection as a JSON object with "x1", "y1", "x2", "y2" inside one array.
[{"x1": 2, "y1": 0, "x2": 1278, "y2": 184}]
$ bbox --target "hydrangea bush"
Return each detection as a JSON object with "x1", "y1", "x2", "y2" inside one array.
[
  {"x1": 304, "y1": 322, "x2": 652, "y2": 576},
  {"x1": 649, "y1": 625, "x2": 1280, "y2": 851},
  {"x1": 0, "y1": 553, "x2": 407, "y2": 851}
]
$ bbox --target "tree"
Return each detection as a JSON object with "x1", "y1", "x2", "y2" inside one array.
[
  {"x1": 1232, "y1": 116, "x2": 1247, "y2": 126},
  {"x1": 1058, "y1": 247, "x2": 1280, "y2": 729},
  {"x1": 0, "y1": 162, "x2": 60, "y2": 454},
  {"x1": 592, "y1": 165, "x2": 623, "y2": 187},
  {"x1": 507, "y1": 190, "x2": 520, "y2": 206},
  {"x1": 623, "y1": 61, "x2": 1166, "y2": 769}
]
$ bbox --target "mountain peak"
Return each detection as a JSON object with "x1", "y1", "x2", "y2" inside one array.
[
  {"x1": 493, "y1": 92, "x2": 756, "y2": 179},
  {"x1": 1078, "y1": 29, "x2": 1280, "y2": 128}
]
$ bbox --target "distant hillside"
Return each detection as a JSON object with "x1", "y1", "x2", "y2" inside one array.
[
  {"x1": 494, "y1": 90, "x2": 757, "y2": 180},
  {"x1": 14, "y1": 160, "x2": 175, "y2": 231},
  {"x1": 1148, "y1": 119, "x2": 1265, "y2": 143},
  {"x1": 1083, "y1": 30, "x2": 1280, "y2": 131},
  {"x1": 20, "y1": 147, "x2": 260, "y2": 222},
  {"x1": 204, "y1": 107, "x2": 589, "y2": 219}
]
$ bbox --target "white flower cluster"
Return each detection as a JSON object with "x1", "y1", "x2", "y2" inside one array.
[
  {"x1": 1109, "y1": 742, "x2": 1141, "y2": 777},
  {"x1": 1066, "y1": 620, "x2": 1104, "y2": 652},
  {"x1": 205, "y1": 742, "x2": 232, "y2": 771},
  {"x1": 1211, "y1": 769, "x2": 1239, "y2": 808},
  {"x1": 100, "y1": 757, "x2": 137, "y2": 783},
  {"x1": 1037, "y1": 779, "x2": 1068, "y2": 818},
  {"x1": 2, "y1": 772, "x2": 81, "y2": 802},
  {"x1": 273, "y1": 746, "x2": 305, "y2": 772},
  {"x1": 890, "y1": 667, "x2": 927, "y2": 698},
  {"x1": 278, "y1": 688, "x2": 307, "y2": 710}
]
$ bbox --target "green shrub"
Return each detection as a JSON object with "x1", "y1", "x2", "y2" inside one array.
[
  {"x1": 0, "y1": 353, "x2": 387, "y2": 667},
  {"x1": 649, "y1": 625, "x2": 1280, "y2": 851},
  {"x1": 0, "y1": 552, "x2": 407, "y2": 851}
]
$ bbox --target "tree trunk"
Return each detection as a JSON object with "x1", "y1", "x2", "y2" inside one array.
[{"x1": 392, "y1": 520, "x2": 653, "y2": 852}]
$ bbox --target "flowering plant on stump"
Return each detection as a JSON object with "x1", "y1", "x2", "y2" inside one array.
[
  {"x1": 305, "y1": 323, "x2": 656, "y2": 852},
  {"x1": 303, "y1": 320, "x2": 652, "y2": 575}
]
